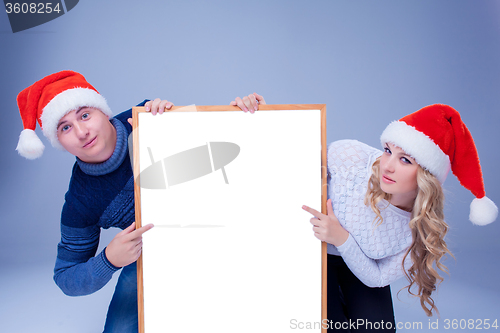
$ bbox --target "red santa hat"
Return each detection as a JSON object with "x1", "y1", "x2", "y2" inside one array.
[
  {"x1": 16, "y1": 70, "x2": 112, "y2": 159},
  {"x1": 380, "y1": 104, "x2": 497, "y2": 226}
]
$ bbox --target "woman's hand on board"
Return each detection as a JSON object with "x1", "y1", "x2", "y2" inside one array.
[
  {"x1": 302, "y1": 199, "x2": 349, "y2": 247},
  {"x1": 230, "y1": 93, "x2": 266, "y2": 114}
]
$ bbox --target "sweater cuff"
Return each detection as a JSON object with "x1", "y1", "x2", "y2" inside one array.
[
  {"x1": 336, "y1": 233, "x2": 355, "y2": 254},
  {"x1": 94, "y1": 249, "x2": 121, "y2": 278}
]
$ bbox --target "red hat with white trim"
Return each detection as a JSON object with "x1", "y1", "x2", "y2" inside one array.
[
  {"x1": 380, "y1": 104, "x2": 497, "y2": 226},
  {"x1": 16, "y1": 70, "x2": 112, "y2": 159}
]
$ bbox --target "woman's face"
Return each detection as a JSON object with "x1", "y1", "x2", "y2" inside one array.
[{"x1": 380, "y1": 143, "x2": 419, "y2": 209}]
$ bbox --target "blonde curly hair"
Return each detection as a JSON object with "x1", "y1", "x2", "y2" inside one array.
[{"x1": 364, "y1": 157, "x2": 452, "y2": 316}]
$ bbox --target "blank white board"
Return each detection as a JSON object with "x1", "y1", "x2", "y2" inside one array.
[{"x1": 133, "y1": 105, "x2": 327, "y2": 333}]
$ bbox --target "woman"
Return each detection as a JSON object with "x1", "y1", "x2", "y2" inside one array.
[{"x1": 233, "y1": 94, "x2": 498, "y2": 332}]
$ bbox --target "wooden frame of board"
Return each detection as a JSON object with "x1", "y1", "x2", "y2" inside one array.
[{"x1": 132, "y1": 104, "x2": 327, "y2": 333}]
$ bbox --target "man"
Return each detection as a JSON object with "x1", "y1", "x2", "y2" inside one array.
[{"x1": 16, "y1": 70, "x2": 171, "y2": 332}]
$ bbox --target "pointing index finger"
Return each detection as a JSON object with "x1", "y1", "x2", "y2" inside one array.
[
  {"x1": 302, "y1": 205, "x2": 324, "y2": 219},
  {"x1": 134, "y1": 223, "x2": 154, "y2": 236}
]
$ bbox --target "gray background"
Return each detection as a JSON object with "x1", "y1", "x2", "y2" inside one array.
[{"x1": 1, "y1": 0, "x2": 499, "y2": 332}]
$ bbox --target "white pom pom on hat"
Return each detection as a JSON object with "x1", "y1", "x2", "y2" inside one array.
[
  {"x1": 470, "y1": 197, "x2": 498, "y2": 226},
  {"x1": 16, "y1": 70, "x2": 112, "y2": 159},
  {"x1": 16, "y1": 129, "x2": 45, "y2": 160},
  {"x1": 380, "y1": 104, "x2": 497, "y2": 226}
]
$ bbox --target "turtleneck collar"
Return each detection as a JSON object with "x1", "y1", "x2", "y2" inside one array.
[{"x1": 76, "y1": 118, "x2": 128, "y2": 176}]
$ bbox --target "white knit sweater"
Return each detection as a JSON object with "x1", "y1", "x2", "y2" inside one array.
[{"x1": 327, "y1": 139, "x2": 413, "y2": 287}]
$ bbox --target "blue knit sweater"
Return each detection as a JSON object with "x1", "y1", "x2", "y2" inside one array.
[{"x1": 53, "y1": 101, "x2": 145, "y2": 296}]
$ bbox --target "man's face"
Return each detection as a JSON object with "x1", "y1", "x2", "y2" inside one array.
[{"x1": 56, "y1": 107, "x2": 116, "y2": 163}]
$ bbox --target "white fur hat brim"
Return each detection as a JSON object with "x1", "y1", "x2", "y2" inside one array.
[{"x1": 380, "y1": 120, "x2": 451, "y2": 183}]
